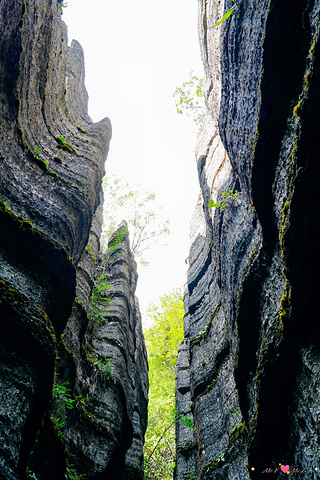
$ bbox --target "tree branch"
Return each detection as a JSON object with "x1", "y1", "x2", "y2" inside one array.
[{"x1": 147, "y1": 420, "x2": 175, "y2": 463}]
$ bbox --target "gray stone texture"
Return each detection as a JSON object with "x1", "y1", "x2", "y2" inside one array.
[
  {"x1": 0, "y1": 1, "x2": 148, "y2": 479},
  {"x1": 175, "y1": 1, "x2": 320, "y2": 479}
]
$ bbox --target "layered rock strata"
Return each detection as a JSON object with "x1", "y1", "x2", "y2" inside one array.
[
  {"x1": 28, "y1": 221, "x2": 148, "y2": 480},
  {"x1": 175, "y1": 1, "x2": 320, "y2": 479},
  {"x1": 0, "y1": 1, "x2": 148, "y2": 479}
]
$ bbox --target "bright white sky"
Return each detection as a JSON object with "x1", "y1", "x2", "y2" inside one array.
[{"x1": 63, "y1": 0, "x2": 203, "y2": 326}]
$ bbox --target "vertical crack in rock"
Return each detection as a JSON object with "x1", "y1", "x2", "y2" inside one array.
[
  {"x1": 0, "y1": 2, "x2": 148, "y2": 480},
  {"x1": 175, "y1": 1, "x2": 320, "y2": 479}
]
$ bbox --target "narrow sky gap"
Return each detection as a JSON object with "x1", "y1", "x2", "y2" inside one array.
[{"x1": 63, "y1": 0, "x2": 203, "y2": 320}]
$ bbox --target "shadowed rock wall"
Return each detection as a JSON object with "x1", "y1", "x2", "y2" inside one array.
[
  {"x1": 175, "y1": 1, "x2": 320, "y2": 479},
  {"x1": 0, "y1": 1, "x2": 148, "y2": 479},
  {"x1": 28, "y1": 221, "x2": 148, "y2": 480}
]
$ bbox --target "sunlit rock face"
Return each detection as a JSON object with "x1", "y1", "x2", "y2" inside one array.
[
  {"x1": 175, "y1": 1, "x2": 320, "y2": 479},
  {"x1": 0, "y1": 1, "x2": 148, "y2": 479}
]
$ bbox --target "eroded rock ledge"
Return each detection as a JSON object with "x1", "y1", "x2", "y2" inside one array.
[
  {"x1": 0, "y1": 1, "x2": 148, "y2": 479},
  {"x1": 175, "y1": 1, "x2": 320, "y2": 479}
]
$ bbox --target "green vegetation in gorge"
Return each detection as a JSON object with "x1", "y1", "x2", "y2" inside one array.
[{"x1": 143, "y1": 290, "x2": 184, "y2": 479}]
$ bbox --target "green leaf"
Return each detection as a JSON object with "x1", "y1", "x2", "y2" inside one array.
[
  {"x1": 212, "y1": 5, "x2": 236, "y2": 28},
  {"x1": 208, "y1": 201, "x2": 223, "y2": 208},
  {"x1": 208, "y1": 200, "x2": 227, "y2": 210}
]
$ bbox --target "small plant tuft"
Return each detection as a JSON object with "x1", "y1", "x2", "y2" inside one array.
[
  {"x1": 34, "y1": 146, "x2": 42, "y2": 158},
  {"x1": 206, "y1": 379, "x2": 217, "y2": 390},
  {"x1": 51, "y1": 380, "x2": 76, "y2": 437},
  {"x1": 65, "y1": 464, "x2": 87, "y2": 480},
  {"x1": 107, "y1": 224, "x2": 128, "y2": 256},
  {"x1": 86, "y1": 352, "x2": 113, "y2": 376},
  {"x1": 58, "y1": 1, "x2": 68, "y2": 14},
  {"x1": 186, "y1": 471, "x2": 197, "y2": 479},
  {"x1": 216, "y1": 452, "x2": 226, "y2": 463},
  {"x1": 53, "y1": 382, "x2": 76, "y2": 410},
  {"x1": 208, "y1": 188, "x2": 240, "y2": 212},
  {"x1": 173, "y1": 409, "x2": 194, "y2": 429}
]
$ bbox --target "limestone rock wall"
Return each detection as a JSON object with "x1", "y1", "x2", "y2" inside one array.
[
  {"x1": 27, "y1": 221, "x2": 148, "y2": 480},
  {"x1": 0, "y1": 1, "x2": 148, "y2": 480},
  {"x1": 175, "y1": 1, "x2": 320, "y2": 479}
]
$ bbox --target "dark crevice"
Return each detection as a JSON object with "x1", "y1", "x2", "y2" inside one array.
[
  {"x1": 250, "y1": 9, "x2": 320, "y2": 475},
  {"x1": 234, "y1": 249, "x2": 266, "y2": 426},
  {"x1": 251, "y1": 0, "x2": 309, "y2": 258},
  {"x1": 77, "y1": 264, "x2": 94, "y2": 289},
  {"x1": 248, "y1": 340, "x2": 301, "y2": 476},
  {"x1": 189, "y1": 292, "x2": 206, "y2": 317},
  {"x1": 0, "y1": 2, "x2": 22, "y2": 116},
  {"x1": 192, "y1": 343, "x2": 230, "y2": 401},
  {"x1": 190, "y1": 300, "x2": 221, "y2": 348},
  {"x1": 27, "y1": 415, "x2": 67, "y2": 480},
  {"x1": 198, "y1": 155, "x2": 206, "y2": 179},
  {"x1": 188, "y1": 246, "x2": 212, "y2": 302}
]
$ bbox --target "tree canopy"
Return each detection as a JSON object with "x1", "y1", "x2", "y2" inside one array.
[
  {"x1": 173, "y1": 71, "x2": 205, "y2": 125},
  {"x1": 102, "y1": 175, "x2": 170, "y2": 266}
]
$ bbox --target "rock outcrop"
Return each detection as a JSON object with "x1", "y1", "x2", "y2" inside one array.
[
  {"x1": 0, "y1": 1, "x2": 148, "y2": 479},
  {"x1": 175, "y1": 1, "x2": 320, "y2": 479}
]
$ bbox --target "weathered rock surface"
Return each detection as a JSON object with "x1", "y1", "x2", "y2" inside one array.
[
  {"x1": 175, "y1": 1, "x2": 320, "y2": 479},
  {"x1": 0, "y1": 1, "x2": 148, "y2": 479},
  {"x1": 28, "y1": 221, "x2": 148, "y2": 480}
]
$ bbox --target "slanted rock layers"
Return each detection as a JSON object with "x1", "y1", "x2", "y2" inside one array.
[
  {"x1": 0, "y1": 1, "x2": 148, "y2": 480},
  {"x1": 175, "y1": 1, "x2": 320, "y2": 479}
]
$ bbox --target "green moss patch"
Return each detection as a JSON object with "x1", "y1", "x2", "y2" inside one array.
[
  {"x1": 55, "y1": 136, "x2": 78, "y2": 154},
  {"x1": 0, "y1": 199, "x2": 34, "y2": 230},
  {"x1": 17, "y1": 125, "x2": 27, "y2": 148},
  {"x1": 279, "y1": 279, "x2": 292, "y2": 331},
  {"x1": 229, "y1": 423, "x2": 246, "y2": 444}
]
